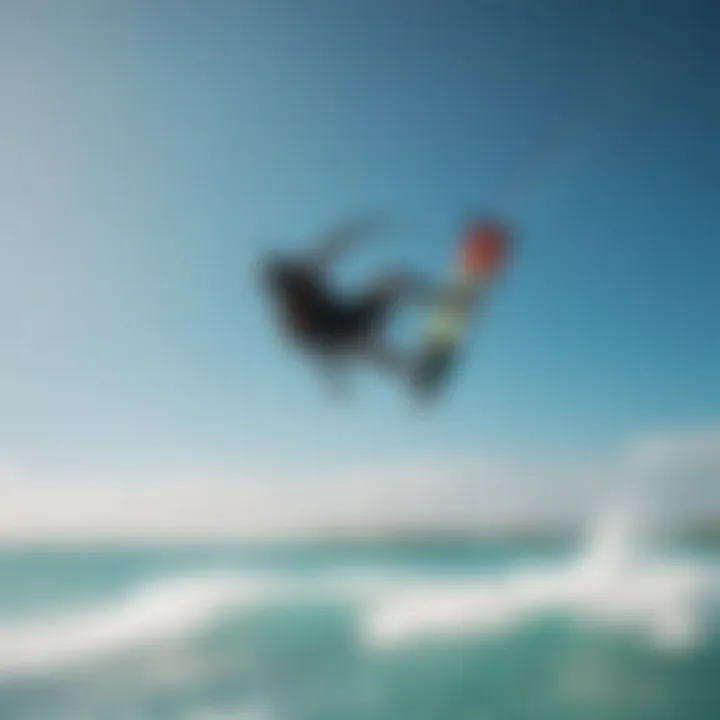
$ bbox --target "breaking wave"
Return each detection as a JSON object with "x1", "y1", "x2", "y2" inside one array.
[
  {"x1": 0, "y1": 574, "x2": 275, "y2": 675},
  {"x1": 0, "y1": 509, "x2": 718, "y2": 678},
  {"x1": 365, "y1": 511, "x2": 720, "y2": 648}
]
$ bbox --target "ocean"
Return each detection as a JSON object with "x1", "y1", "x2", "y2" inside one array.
[{"x1": 1, "y1": 515, "x2": 719, "y2": 720}]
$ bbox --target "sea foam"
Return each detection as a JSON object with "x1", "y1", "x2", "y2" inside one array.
[
  {"x1": 0, "y1": 509, "x2": 717, "y2": 678},
  {"x1": 364, "y1": 509, "x2": 720, "y2": 648}
]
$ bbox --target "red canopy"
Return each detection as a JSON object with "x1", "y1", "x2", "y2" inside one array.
[{"x1": 460, "y1": 221, "x2": 509, "y2": 278}]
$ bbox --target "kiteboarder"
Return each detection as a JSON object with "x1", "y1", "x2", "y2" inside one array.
[{"x1": 261, "y1": 216, "x2": 509, "y2": 397}]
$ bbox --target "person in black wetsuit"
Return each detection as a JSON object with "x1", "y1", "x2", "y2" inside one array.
[{"x1": 261, "y1": 217, "x2": 438, "y2": 392}]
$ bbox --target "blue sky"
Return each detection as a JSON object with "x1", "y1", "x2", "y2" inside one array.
[{"x1": 0, "y1": 0, "x2": 718, "y2": 511}]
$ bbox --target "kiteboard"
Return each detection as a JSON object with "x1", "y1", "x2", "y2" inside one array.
[{"x1": 412, "y1": 220, "x2": 510, "y2": 398}]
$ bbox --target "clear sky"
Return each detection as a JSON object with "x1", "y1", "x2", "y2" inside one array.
[{"x1": 0, "y1": 0, "x2": 718, "y2": 532}]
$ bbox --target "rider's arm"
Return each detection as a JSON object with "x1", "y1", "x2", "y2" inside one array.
[{"x1": 304, "y1": 216, "x2": 379, "y2": 271}]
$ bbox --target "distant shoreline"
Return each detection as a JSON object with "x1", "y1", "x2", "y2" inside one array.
[{"x1": 2, "y1": 519, "x2": 720, "y2": 550}]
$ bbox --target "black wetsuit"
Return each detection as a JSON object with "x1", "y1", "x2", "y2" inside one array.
[
  {"x1": 261, "y1": 218, "x2": 439, "y2": 387},
  {"x1": 264, "y1": 261, "x2": 391, "y2": 353}
]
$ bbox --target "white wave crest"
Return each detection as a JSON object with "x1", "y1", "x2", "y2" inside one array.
[
  {"x1": 0, "y1": 568, "x2": 403, "y2": 679},
  {"x1": 364, "y1": 510, "x2": 720, "y2": 649},
  {"x1": 0, "y1": 573, "x2": 275, "y2": 676}
]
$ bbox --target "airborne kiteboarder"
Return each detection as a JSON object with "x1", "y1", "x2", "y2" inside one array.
[{"x1": 260, "y1": 216, "x2": 510, "y2": 399}]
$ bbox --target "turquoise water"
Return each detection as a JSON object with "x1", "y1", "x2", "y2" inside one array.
[{"x1": 0, "y1": 533, "x2": 719, "y2": 720}]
